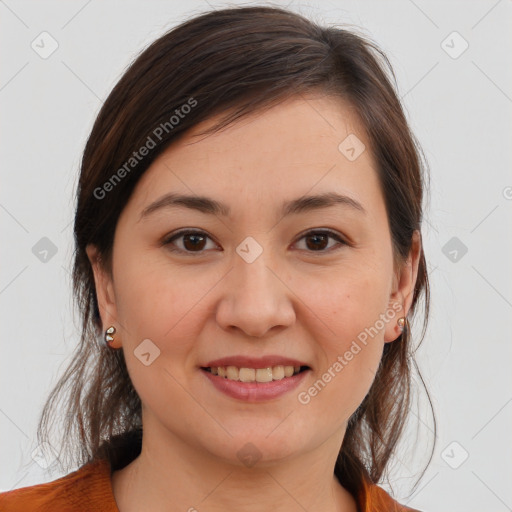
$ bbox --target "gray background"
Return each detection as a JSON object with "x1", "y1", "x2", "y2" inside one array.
[{"x1": 1, "y1": 1, "x2": 511, "y2": 511}]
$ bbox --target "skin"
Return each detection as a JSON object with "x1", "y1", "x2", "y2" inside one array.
[{"x1": 87, "y1": 93, "x2": 421, "y2": 512}]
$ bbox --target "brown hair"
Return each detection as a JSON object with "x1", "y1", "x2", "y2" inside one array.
[{"x1": 37, "y1": 4, "x2": 435, "y2": 499}]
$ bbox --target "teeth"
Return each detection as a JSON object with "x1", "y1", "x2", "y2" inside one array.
[
  {"x1": 284, "y1": 366, "x2": 294, "y2": 377},
  {"x1": 226, "y1": 366, "x2": 239, "y2": 380},
  {"x1": 207, "y1": 365, "x2": 303, "y2": 382},
  {"x1": 273, "y1": 365, "x2": 285, "y2": 380},
  {"x1": 256, "y1": 368, "x2": 273, "y2": 383},
  {"x1": 239, "y1": 368, "x2": 255, "y2": 382}
]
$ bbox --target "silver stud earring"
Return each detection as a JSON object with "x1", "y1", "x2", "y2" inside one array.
[{"x1": 397, "y1": 317, "x2": 406, "y2": 332}]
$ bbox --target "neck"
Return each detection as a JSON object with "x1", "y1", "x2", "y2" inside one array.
[{"x1": 111, "y1": 421, "x2": 358, "y2": 512}]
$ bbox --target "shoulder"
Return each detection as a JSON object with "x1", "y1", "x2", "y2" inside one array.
[
  {"x1": 365, "y1": 485, "x2": 420, "y2": 512},
  {"x1": 360, "y1": 480, "x2": 422, "y2": 512},
  {"x1": 0, "y1": 458, "x2": 118, "y2": 512}
]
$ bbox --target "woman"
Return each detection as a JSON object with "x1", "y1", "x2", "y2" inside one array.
[{"x1": 1, "y1": 5, "x2": 434, "y2": 511}]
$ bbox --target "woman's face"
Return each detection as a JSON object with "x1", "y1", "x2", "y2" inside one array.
[{"x1": 87, "y1": 93, "x2": 420, "y2": 467}]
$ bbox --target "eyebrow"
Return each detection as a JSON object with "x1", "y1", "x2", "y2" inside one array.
[{"x1": 138, "y1": 191, "x2": 366, "y2": 222}]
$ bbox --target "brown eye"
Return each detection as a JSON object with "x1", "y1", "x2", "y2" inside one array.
[
  {"x1": 163, "y1": 230, "x2": 217, "y2": 255},
  {"x1": 295, "y1": 230, "x2": 347, "y2": 253},
  {"x1": 182, "y1": 233, "x2": 207, "y2": 251}
]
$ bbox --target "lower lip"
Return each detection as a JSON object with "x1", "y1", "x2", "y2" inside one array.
[{"x1": 201, "y1": 368, "x2": 310, "y2": 402}]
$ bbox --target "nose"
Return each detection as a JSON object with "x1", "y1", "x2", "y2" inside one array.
[{"x1": 215, "y1": 248, "x2": 296, "y2": 338}]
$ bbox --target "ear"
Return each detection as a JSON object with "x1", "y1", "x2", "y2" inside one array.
[
  {"x1": 85, "y1": 243, "x2": 122, "y2": 348},
  {"x1": 384, "y1": 230, "x2": 422, "y2": 343}
]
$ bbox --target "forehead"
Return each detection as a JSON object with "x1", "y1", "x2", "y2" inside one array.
[{"x1": 123, "y1": 94, "x2": 383, "y2": 220}]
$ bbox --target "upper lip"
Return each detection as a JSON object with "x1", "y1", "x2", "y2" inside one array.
[{"x1": 202, "y1": 355, "x2": 310, "y2": 369}]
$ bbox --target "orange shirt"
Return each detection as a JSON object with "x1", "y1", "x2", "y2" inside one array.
[{"x1": 0, "y1": 458, "x2": 420, "y2": 511}]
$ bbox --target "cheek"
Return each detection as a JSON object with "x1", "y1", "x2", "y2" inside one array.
[
  {"x1": 296, "y1": 277, "x2": 388, "y2": 426},
  {"x1": 114, "y1": 252, "x2": 206, "y2": 337},
  {"x1": 296, "y1": 260, "x2": 392, "y2": 336},
  {"x1": 113, "y1": 262, "x2": 206, "y2": 410},
  {"x1": 112, "y1": 257, "x2": 225, "y2": 388},
  {"x1": 294, "y1": 262, "x2": 391, "y2": 400}
]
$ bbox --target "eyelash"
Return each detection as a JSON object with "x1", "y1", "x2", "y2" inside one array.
[{"x1": 162, "y1": 229, "x2": 349, "y2": 256}]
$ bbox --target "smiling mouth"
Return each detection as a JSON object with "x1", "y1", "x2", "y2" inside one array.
[{"x1": 201, "y1": 365, "x2": 309, "y2": 383}]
